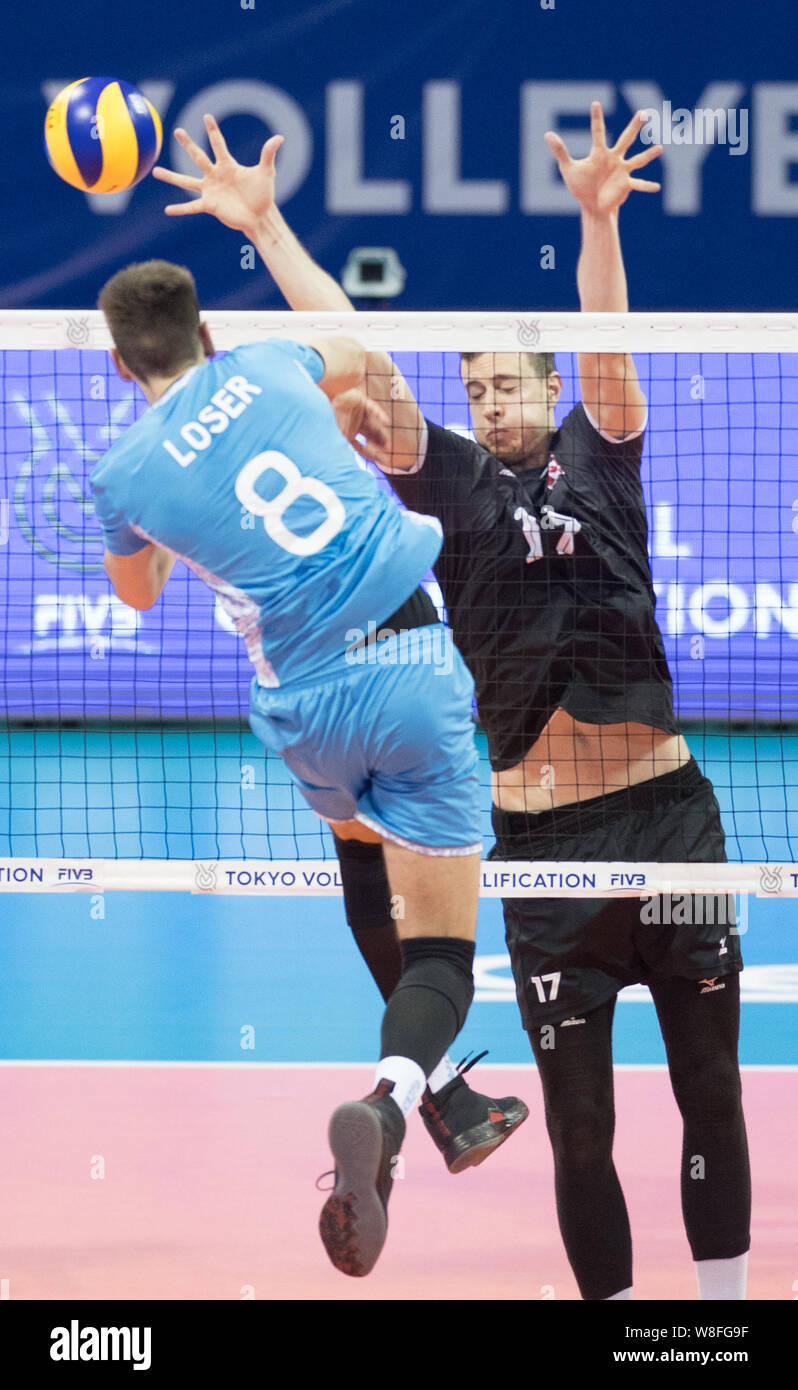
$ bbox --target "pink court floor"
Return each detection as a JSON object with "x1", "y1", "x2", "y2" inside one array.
[{"x1": 1, "y1": 1064, "x2": 794, "y2": 1302}]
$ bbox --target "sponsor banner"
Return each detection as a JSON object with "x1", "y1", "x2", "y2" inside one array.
[
  {"x1": 2, "y1": 346, "x2": 798, "y2": 721},
  {"x1": 1, "y1": 860, "x2": 797, "y2": 896},
  {"x1": 3, "y1": 1, "x2": 798, "y2": 313}
]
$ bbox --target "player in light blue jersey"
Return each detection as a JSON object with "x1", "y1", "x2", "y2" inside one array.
[
  {"x1": 91, "y1": 329, "x2": 443, "y2": 691},
  {"x1": 93, "y1": 258, "x2": 526, "y2": 1278}
]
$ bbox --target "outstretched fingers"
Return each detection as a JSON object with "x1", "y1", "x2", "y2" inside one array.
[
  {"x1": 590, "y1": 100, "x2": 607, "y2": 148},
  {"x1": 612, "y1": 108, "x2": 648, "y2": 156},
  {"x1": 161, "y1": 198, "x2": 208, "y2": 217},
  {"x1": 172, "y1": 127, "x2": 214, "y2": 175},
  {"x1": 544, "y1": 130, "x2": 571, "y2": 166},
  {"x1": 259, "y1": 133, "x2": 284, "y2": 171},
  {"x1": 202, "y1": 113, "x2": 231, "y2": 164},
  {"x1": 151, "y1": 166, "x2": 203, "y2": 191},
  {"x1": 626, "y1": 144, "x2": 663, "y2": 171}
]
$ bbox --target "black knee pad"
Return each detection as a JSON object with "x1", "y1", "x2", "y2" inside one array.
[
  {"x1": 543, "y1": 1099, "x2": 616, "y2": 1171},
  {"x1": 671, "y1": 1056, "x2": 744, "y2": 1125},
  {"x1": 392, "y1": 937, "x2": 475, "y2": 1032},
  {"x1": 333, "y1": 833, "x2": 393, "y2": 931}
]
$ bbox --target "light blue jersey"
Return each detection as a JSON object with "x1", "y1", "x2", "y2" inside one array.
[{"x1": 91, "y1": 340, "x2": 442, "y2": 688}]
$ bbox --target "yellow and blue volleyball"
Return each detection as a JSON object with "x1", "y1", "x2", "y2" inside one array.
[{"x1": 44, "y1": 77, "x2": 162, "y2": 193}]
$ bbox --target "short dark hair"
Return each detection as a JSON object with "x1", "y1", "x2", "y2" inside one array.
[
  {"x1": 98, "y1": 260, "x2": 201, "y2": 382},
  {"x1": 460, "y1": 351, "x2": 556, "y2": 378}
]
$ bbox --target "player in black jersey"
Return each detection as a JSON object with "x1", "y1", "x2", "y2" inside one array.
[{"x1": 154, "y1": 103, "x2": 750, "y2": 1301}]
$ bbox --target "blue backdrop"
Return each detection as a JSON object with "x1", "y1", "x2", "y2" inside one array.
[
  {"x1": 3, "y1": 348, "x2": 797, "y2": 723},
  {"x1": 2, "y1": 0, "x2": 798, "y2": 311}
]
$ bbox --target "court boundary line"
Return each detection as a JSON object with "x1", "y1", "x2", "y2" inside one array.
[{"x1": 0, "y1": 1060, "x2": 794, "y2": 1072}]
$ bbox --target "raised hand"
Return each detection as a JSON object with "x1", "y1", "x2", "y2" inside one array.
[
  {"x1": 152, "y1": 113, "x2": 283, "y2": 236},
  {"x1": 544, "y1": 102, "x2": 662, "y2": 216},
  {"x1": 332, "y1": 391, "x2": 391, "y2": 468}
]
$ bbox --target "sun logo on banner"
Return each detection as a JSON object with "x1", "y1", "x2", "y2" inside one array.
[
  {"x1": 65, "y1": 317, "x2": 92, "y2": 347},
  {"x1": 194, "y1": 862, "x2": 219, "y2": 891},
  {"x1": 10, "y1": 370, "x2": 137, "y2": 571},
  {"x1": 516, "y1": 319, "x2": 541, "y2": 347},
  {"x1": 758, "y1": 864, "x2": 783, "y2": 894}
]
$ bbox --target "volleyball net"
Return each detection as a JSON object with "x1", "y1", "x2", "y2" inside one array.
[{"x1": 1, "y1": 310, "x2": 797, "y2": 900}]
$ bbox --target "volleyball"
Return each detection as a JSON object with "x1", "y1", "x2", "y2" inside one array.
[{"x1": 44, "y1": 77, "x2": 162, "y2": 193}]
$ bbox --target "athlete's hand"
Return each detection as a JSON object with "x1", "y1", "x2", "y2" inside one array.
[
  {"x1": 152, "y1": 114, "x2": 283, "y2": 236},
  {"x1": 332, "y1": 390, "x2": 391, "y2": 467},
  {"x1": 545, "y1": 102, "x2": 662, "y2": 216}
]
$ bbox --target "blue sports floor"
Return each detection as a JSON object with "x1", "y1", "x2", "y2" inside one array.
[{"x1": 0, "y1": 728, "x2": 796, "y2": 1067}]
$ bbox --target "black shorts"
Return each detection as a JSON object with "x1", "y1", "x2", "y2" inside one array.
[{"x1": 490, "y1": 759, "x2": 744, "y2": 1029}]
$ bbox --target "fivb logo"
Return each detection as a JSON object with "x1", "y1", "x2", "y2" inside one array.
[
  {"x1": 50, "y1": 1319, "x2": 151, "y2": 1370},
  {"x1": 30, "y1": 592, "x2": 143, "y2": 655}
]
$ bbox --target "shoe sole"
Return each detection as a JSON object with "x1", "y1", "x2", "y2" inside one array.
[
  {"x1": 446, "y1": 1100, "x2": 530, "y2": 1174},
  {"x1": 319, "y1": 1102, "x2": 390, "y2": 1277}
]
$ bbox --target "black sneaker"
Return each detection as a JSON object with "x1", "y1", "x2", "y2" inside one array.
[
  {"x1": 318, "y1": 1079, "x2": 406, "y2": 1277},
  {"x1": 419, "y1": 1052, "x2": 529, "y2": 1174}
]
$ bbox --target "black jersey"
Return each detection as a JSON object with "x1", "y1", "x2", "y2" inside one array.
[{"x1": 386, "y1": 403, "x2": 679, "y2": 771}]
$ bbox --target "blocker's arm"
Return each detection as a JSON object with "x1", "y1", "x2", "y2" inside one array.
[
  {"x1": 545, "y1": 102, "x2": 656, "y2": 440},
  {"x1": 154, "y1": 116, "x2": 425, "y2": 471}
]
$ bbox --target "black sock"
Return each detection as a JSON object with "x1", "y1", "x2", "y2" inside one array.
[
  {"x1": 380, "y1": 936, "x2": 475, "y2": 1077},
  {"x1": 333, "y1": 834, "x2": 402, "y2": 1002}
]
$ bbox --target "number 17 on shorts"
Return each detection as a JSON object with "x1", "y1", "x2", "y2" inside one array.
[{"x1": 530, "y1": 972, "x2": 562, "y2": 1003}]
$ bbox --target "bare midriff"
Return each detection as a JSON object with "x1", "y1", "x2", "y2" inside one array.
[{"x1": 492, "y1": 706, "x2": 692, "y2": 813}]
